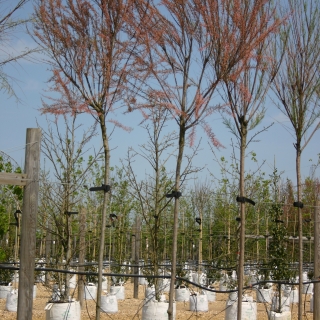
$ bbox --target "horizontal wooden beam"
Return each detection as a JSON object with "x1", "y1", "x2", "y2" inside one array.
[{"x1": 0, "y1": 172, "x2": 27, "y2": 186}]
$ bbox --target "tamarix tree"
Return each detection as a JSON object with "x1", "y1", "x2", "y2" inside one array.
[
  {"x1": 217, "y1": 1, "x2": 282, "y2": 313},
  {"x1": 269, "y1": 1, "x2": 320, "y2": 318},
  {"x1": 133, "y1": 0, "x2": 282, "y2": 318},
  {"x1": 33, "y1": 0, "x2": 144, "y2": 318}
]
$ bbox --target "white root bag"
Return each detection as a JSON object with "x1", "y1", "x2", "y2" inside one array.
[
  {"x1": 102, "y1": 277, "x2": 108, "y2": 290},
  {"x1": 175, "y1": 286, "x2": 189, "y2": 302},
  {"x1": 84, "y1": 283, "x2": 97, "y2": 300},
  {"x1": 45, "y1": 301, "x2": 81, "y2": 320},
  {"x1": 145, "y1": 286, "x2": 155, "y2": 299},
  {"x1": 271, "y1": 295, "x2": 291, "y2": 312},
  {"x1": 33, "y1": 284, "x2": 37, "y2": 299},
  {"x1": 302, "y1": 272, "x2": 313, "y2": 294},
  {"x1": 205, "y1": 286, "x2": 216, "y2": 302},
  {"x1": 256, "y1": 288, "x2": 273, "y2": 303},
  {"x1": 192, "y1": 272, "x2": 206, "y2": 286},
  {"x1": 0, "y1": 285, "x2": 12, "y2": 299},
  {"x1": 142, "y1": 299, "x2": 176, "y2": 320},
  {"x1": 101, "y1": 294, "x2": 118, "y2": 314},
  {"x1": 189, "y1": 291, "x2": 209, "y2": 312},
  {"x1": 283, "y1": 286, "x2": 298, "y2": 304},
  {"x1": 139, "y1": 269, "x2": 148, "y2": 285},
  {"x1": 5, "y1": 290, "x2": 18, "y2": 312},
  {"x1": 161, "y1": 278, "x2": 170, "y2": 292},
  {"x1": 110, "y1": 284, "x2": 125, "y2": 300},
  {"x1": 225, "y1": 295, "x2": 257, "y2": 320},
  {"x1": 268, "y1": 310, "x2": 292, "y2": 320},
  {"x1": 69, "y1": 274, "x2": 77, "y2": 289}
]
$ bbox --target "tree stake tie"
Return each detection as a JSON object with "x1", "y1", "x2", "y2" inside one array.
[
  {"x1": 236, "y1": 196, "x2": 255, "y2": 206},
  {"x1": 293, "y1": 201, "x2": 304, "y2": 208},
  {"x1": 89, "y1": 184, "x2": 111, "y2": 193},
  {"x1": 165, "y1": 191, "x2": 182, "y2": 199}
]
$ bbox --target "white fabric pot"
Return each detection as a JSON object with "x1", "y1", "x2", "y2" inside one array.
[
  {"x1": 5, "y1": 290, "x2": 18, "y2": 312},
  {"x1": 174, "y1": 286, "x2": 190, "y2": 301},
  {"x1": 271, "y1": 295, "x2": 291, "y2": 312},
  {"x1": 175, "y1": 286, "x2": 189, "y2": 302},
  {"x1": 84, "y1": 283, "x2": 97, "y2": 300},
  {"x1": 303, "y1": 282, "x2": 313, "y2": 294},
  {"x1": 161, "y1": 278, "x2": 170, "y2": 292},
  {"x1": 45, "y1": 300, "x2": 81, "y2": 320},
  {"x1": 33, "y1": 284, "x2": 37, "y2": 299},
  {"x1": 219, "y1": 281, "x2": 228, "y2": 292},
  {"x1": 268, "y1": 310, "x2": 292, "y2": 320},
  {"x1": 189, "y1": 291, "x2": 209, "y2": 312},
  {"x1": 225, "y1": 296, "x2": 257, "y2": 320},
  {"x1": 69, "y1": 274, "x2": 77, "y2": 289},
  {"x1": 302, "y1": 272, "x2": 313, "y2": 294},
  {"x1": 138, "y1": 269, "x2": 148, "y2": 285},
  {"x1": 110, "y1": 284, "x2": 125, "y2": 300},
  {"x1": 229, "y1": 291, "x2": 238, "y2": 301},
  {"x1": 192, "y1": 272, "x2": 206, "y2": 286},
  {"x1": 256, "y1": 288, "x2": 273, "y2": 303},
  {"x1": 145, "y1": 286, "x2": 156, "y2": 300},
  {"x1": 101, "y1": 295, "x2": 118, "y2": 314},
  {"x1": 283, "y1": 286, "x2": 298, "y2": 304},
  {"x1": 0, "y1": 285, "x2": 12, "y2": 299},
  {"x1": 204, "y1": 286, "x2": 216, "y2": 302},
  {"x1": 142, "y1": 299, "x2": 176, "y2": 320},
  {"x1": 248, "y1": 274, "x2": 258, "y2": 287},
  {"x1": 102, "y1": 277, "x2": 108, "y2": 290}
]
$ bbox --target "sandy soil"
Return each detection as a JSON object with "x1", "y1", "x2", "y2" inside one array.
[{"x1": 0, "y1": 282, "x2": 312, "y2": 319}]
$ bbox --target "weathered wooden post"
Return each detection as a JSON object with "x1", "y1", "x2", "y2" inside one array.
[{"x1": 17, "y1": 128, "x2": 41, "y2": 320}]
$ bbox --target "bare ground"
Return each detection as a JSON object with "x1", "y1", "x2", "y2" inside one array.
[{"x1": 0, "y1": 282, "x2": 313, "y2": 319}]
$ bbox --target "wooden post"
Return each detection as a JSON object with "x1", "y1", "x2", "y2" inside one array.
[
  {"x1": 17, "y1": 128, "x2": 41, "y2": 320},
  {"x1": 314, "y1": 200, "x2": 320, "y2": 320}
]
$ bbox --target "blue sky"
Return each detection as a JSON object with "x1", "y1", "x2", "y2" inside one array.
[{"x1": 1, "y1": 2, "x2": 320, "y2": 190}]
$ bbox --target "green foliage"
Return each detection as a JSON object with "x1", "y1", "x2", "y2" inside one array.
[
  {"x1": 175, "y1": 263, "x2": 189, "y2": 288},
  {"x1": 84, "y1": 264, "x2": 98, "y2": 284},
  {"x1": 110, "y1": 262, "x2": 129, "y2": 285},
  {"x1": 268, "y1": 203, "x2": 291, "y2": 280},
  {"x1": 0, "y1": 247, "x2": 14, "y2": 285}
]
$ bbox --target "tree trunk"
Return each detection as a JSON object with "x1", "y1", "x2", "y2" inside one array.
[
  {"x1": 313, "y1": 200, "x2": 320, "y2": 320},
  {"x1": 133, "y1": 215, "x2": 141, "y2": 299},
  {"x1": 96, "y1": 115, "x2": 110, "y2": 320},
  {"x1": 237, "y1": 123, "x2": 247, "y2": 320},
  {"x1": 168, "y1": 121, "x2": 185, "y2": 320},
  {"x1": 78, "y1": 207, "x2": 86, "y2": 309},
  {"x1": 296, "y1": 146, "x2": 303, "y2": 320},
  {"x1": 45, "y1": 219, "x2": 52, "y2": 285}
]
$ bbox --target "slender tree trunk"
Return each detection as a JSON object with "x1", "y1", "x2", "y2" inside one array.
[
  {"x1": 314, "y1": 199, "x2": 320, "y2": 320},
  {"x1": 65, "y1": 215, "x2": 71, "y2": 300},
  {"x1": 78, "y1": 207, "x2": 86, "y2": 309},
  {"x1": 168, "y1": 121, "x2": 185, "y2": 320},
  {"x1": 237, "y1": 124, "x2": 247, "y2": 320},
  {"x1": 296, "y1": 146, "x2": 303, "y2": 320},
  {"x1": 198, "y1": 207, "x2": 203, "y2": 282},
  {"x1": 96, "y1": 115, "x2": 110, "y2": 320},
  {"x1": 133, "y1": 215, "x2": 141, "y2": 299},
  {"x1": 256, "y1": 210, "x2": 259, "y2": 262},
  {"x1": 45, "y1": 219, "x2": 52, "y2": 285}
]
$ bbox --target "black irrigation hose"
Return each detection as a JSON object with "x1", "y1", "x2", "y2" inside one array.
[{"x1": 1, "y1": 263, "x2": 317, "y2": 319}]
